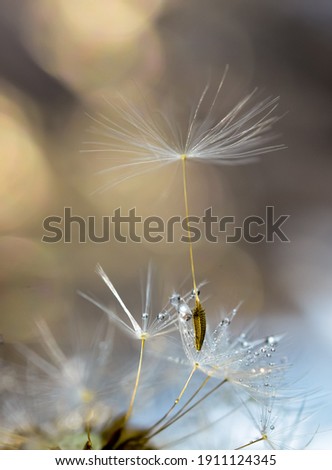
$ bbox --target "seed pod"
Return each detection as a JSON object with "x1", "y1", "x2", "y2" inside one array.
[{"x1": 192, "y1": 299, "x2": 206, "y2": 351}]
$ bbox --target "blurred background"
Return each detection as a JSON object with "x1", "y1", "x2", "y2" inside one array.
[{"x1": 0, "y1": 0, "x2": 331, "y2": 446}]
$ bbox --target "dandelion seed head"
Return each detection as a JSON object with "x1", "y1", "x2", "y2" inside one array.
[
  {"x1": 84, "y1": 78, "x2": 284, "y2": 192},
  {"x1": 175, "y1": 298, "x2": 289, "y2": 399},
  {"x1": 236, "y1": 388, "x2": 320, "y2": 450},
  {"x1": 80, "y1": 264, "x2": 179, "y2": 341},
  {"x1": 1, "y1": 317, "x2": 129, "y2": 447}
]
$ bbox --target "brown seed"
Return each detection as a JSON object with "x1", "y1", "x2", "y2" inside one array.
[{"x1": 192, "y1": 299, "x2": 206, "y2": 351}]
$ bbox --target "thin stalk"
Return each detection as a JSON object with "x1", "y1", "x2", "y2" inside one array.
[
  {"x1": 149, "y1": 378, "x2": 227, "y2": 439},
  {"x1": 181, "y1": 154, "x2": 199, "y2": 301},
  {"x1": 235, "y1": 436, "x2": 266, "y2": 450},
  {"x1": 166, "y1": 375, "x2": 211, "y2": 423},
  {"x1": 124, "y1": 337, "x2": 145, "y2": 424},
  {"x1": 181, "y1": 154, "x2": 207, "y2": 351},
  {"x1": 84, "y1": 423, "x2": 93, "y2": 450},
  {"x1": 147, "y1": 363, "x2": 199, "y2": 434}
]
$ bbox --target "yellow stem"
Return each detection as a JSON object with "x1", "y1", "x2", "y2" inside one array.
[
  {"x1": 146, "y1": 363, "x2": 198, "y2": 435},
  {"x1": 124, "y1": 337, "x2": 145, "y2": 424},
  {"x1": 84, "y1": 419, "x2": 93, "y2": 449},
  {"x1": 176, "y1": 363, "x2": 198, "y2": 403},
  {"x1": 181, "y1": 155, "x2": 199, "y2": 301},
  {"x1": 235, "y1": 436, "x2": 266, "y2": 450},
  {"x1": 149, "y1": 376, "x2": 226, "y2": 440}
]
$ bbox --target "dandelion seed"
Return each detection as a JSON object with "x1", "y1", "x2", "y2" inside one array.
[
  {"x1": 177, "y1": 303, "x2": 288, "y2": 399},
  {"x1": 235, "y1": 391, "x2": 319, "y2": 450},
  {"x1": 192, "y1": 300, "x2": 206, "y2": 352},
  {"x1": 177, "y1": 303, "x2": 238, "y2": 374},
  {"x1": 0, "y1": 318, "x2": 125, "y2": 449},
  {"x1": 84, "y1": 75, "x2": 283, "y2": 190},
  {"x1": 80, "y1": 264, "x2": 186, "y2": 428},
  {"x1": 80, "y1": 264, "x2": 179, "y2": 341}
]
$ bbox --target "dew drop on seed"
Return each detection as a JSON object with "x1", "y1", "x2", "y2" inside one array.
[
  {"x1": 270, "y1": 425, "x2": 275, "y2": 430},
  {"x1": 170, "y1": 294, "x2": 181, "y2": 307},
  {"x1": 142, "y1": 312, "x2": 149, "y2": 330},
  {"x1": 191, "y1": 289, "x2": 200, "y2": 298},
  {"x1": 179, "y1": 301, "x2": 192, "y2": 321},
  {"x1": 266, "y1": 336, "x2": 276, "y2": 345}
]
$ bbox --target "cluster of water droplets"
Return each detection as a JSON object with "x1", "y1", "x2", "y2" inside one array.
[
  {"x1": 233, "y1": 334, "x2": 286, "y2": 392},
  {"x1": 169, "y1": 294, "x2": 192, "y2": 322}
]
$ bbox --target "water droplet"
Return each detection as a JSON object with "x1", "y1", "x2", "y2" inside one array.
[
  {"x1": 179, "y1": 301, "x2": 192, "y2": 321},
  {"x1": 191, "y1": 288, "x2": 200, "y2": 298},
  {"x1": 270, "y1": 425, "x2": 275, "y2": 430},
  {"x1": 170, "y1": 294, "x2": 181, "y2": 307},
  {"x1": 266, "y1": 336, "x2": 276, "y2": 346},
  {"x1": 142, "y1": 312, "x2": 149, "y2": 319}
]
